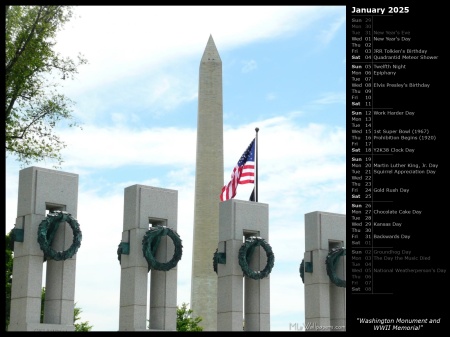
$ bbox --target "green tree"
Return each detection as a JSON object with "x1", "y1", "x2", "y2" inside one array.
[
  {"x1": 5, "y1": 5, "x2": 87, "y2": 167},
  {"x1": 73, "y1": 306, "x2": 93, "y2": 332},
  {"x1": 6, "y1": 232, "x2": 93, "y2": 331},
  {"x1": 5, "y1": 233, "x2": 14, "y2": 331},
  {"x1": 147, "y1": 302, "x2": 203, "y2": 331},
  {"x1": 176, "y1": 302, "x2": 203, "y2": 332}
]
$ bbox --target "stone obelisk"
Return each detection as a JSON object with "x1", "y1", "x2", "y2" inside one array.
[{"x1": 191, "y1": 35, "x2": 223, "y2": 331}]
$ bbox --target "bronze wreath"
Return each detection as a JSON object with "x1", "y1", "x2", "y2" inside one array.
[
  {"x1": 326, "y1": 247, "x2": 346, "y2": 287},
  {"x1": 37, "y1": 211, "x2": 82, "y2": 261},
  {"x1": 142, "y1": 225, "x2": 182, "y2": 271},
  {"x1": 117, "y1": 242, "x2": 129, "y2": 265},
  {"x1": 238, "y1": 236, "x2": 274, "y2": 280},
  {"x1": 117, "y1": 243, "x2": 123, "y2": 264},
  {"x1": 299, "y1": 259, "x2": 305, "y2": 283},
  {"x1": 212, "y1": 248, "x2": 226, "y2": 274},
  {"x1": 213, "y1": 248, "x2": 219, "y2": 273}
]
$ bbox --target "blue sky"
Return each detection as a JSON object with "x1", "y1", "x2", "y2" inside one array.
[{"x1": 5, "y1": 6, "x2": 346, "y2": 331}]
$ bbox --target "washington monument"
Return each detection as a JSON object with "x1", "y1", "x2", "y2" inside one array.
[{"x1": 191, "y1": 35, "x2": 223, "y2": 331}]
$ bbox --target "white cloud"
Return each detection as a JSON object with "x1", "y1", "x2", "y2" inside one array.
[
  {"x1": 266, "y1": 92, "x2": 277, "y2": 101},
  {"x1": 55, "y1": 6, "x2": 343, "y2": 99},
  {"x1": 57, "y1": 125, "x2": 197, "y2": 170},
  {"x1": 312, "y1": 92, "x2": 346, "y2": 105},
  {"x1": 242, "y1": 60, "x2": 258, "y2": 73},
  {"x1": 317, "y1": 13, "x2": 346, "y2": 46}
]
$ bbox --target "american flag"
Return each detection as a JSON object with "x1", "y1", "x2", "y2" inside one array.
[{"x1": 220, "y1": 138, "x2": 255, "y2": 201}]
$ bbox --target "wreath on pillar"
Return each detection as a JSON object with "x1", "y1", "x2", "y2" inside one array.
[
  {"x1": 326, "y1": 247, "x2": 346, "y2": 288},
  {"x1": 238, "y1": 236, "x2": 274, "y2": 280},
  {"x1": 213, "y1": 248, "x2": 219, "y2": 273},
  {"x1": 142, "y1": 225, "x2": 183, "y2": 271},
  {"x1": 37, "y1": 211, "x2": 82, "y2": 261},
  {"x1": 213, "y1": 248, "x2": 226, "y2": 274},
  {"x1": 299, "y1": 259, "x2": 305, "y2": 283}
]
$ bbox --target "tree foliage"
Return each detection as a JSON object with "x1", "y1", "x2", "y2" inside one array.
[
  {"x1": 147, "y1": 302, "x2": 203, "y2": 331},
  {"x1": 73, "y1": 304, "x2": 93, "y2": 331},
  {"x1": 176, "y1": 302, "x2": 203, "y2": 332},
  {"x1": 5, "y1": 5, "x2": 87, "y2": 167},
  {"x1": 5, "y1": 232, "x2": 14, "y2": 331}
]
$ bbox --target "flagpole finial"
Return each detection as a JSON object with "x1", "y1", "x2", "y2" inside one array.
[{"x1": 255, "y1": 127, "x2": 259, "y2": 132}]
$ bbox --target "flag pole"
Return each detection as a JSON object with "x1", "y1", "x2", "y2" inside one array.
[{"x1": 255, "y1": 127, "x2": 259, "y2": 202}]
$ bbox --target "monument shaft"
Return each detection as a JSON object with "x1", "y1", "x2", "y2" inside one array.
[{"x1": 191, "y1": 35, "x2": 223, "y2": 331}]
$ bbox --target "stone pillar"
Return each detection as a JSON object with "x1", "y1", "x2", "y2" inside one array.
[
  {"x1": 118, "y1": 185, "x2": 178, "y2": 331},
  {"x1": 217, "y1": 199, "x2": 270, "y2": 331},
  {"x1": 304, "y1": 211, "x2": 346, "y2": 331},
  {"x1": 9, "y1": 166, "x2": 79, "y2": 331}
]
